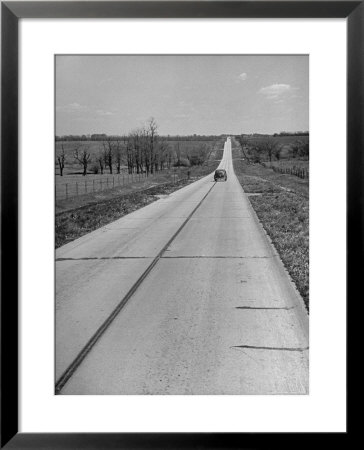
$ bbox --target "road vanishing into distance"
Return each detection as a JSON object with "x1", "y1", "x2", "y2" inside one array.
[{"x1": 56, "y1": 138, "x2": 309, "y2": 395}]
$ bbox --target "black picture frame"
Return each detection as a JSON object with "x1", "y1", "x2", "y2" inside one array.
[{"x1": 1, "y1": 1, "x2": 357, "y2": 448}]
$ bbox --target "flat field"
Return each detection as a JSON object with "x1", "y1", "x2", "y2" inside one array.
[{"x1": 55, "y1": 139, "x2": 223, "y2": 200}]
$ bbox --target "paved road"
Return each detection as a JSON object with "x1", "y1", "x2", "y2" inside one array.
[{"x1": 56, "y1": 138, "x2": 308, "y2": 394}]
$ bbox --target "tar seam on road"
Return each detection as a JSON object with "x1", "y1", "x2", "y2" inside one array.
[
  {"x1": 56, "y1": 256, "x2": 154, "y2": 261},
  {"x1": 232, "y1": 345, "x2": 309, "y2": 352},
  {"x1": 56, "y1": 255, "x2": 276, "y2": 261},
  {"x1": 161, "y1": 255, "x2": 275, "y2": 259},
  {"x1": 235, "y1": 306, "x2": 295, "y2": 310},
  {"x1": 55, "y1": 182, "x2": 217, "y2": 394}
]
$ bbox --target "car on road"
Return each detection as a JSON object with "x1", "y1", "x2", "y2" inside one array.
[{"x1": 214, "y1": 169, "x2": 227, "y2": 182}]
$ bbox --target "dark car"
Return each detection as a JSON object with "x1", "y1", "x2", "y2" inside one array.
[{"x1": 214, "y1": 169, "x2": 227, "y2": 182}]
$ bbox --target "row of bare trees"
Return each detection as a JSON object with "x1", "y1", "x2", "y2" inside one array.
[
  {"x1": 57, "y1": 118, "x2": 211, "y2": 176},
  {"x1": 125, "y1": 118, "x2": 175, "y2": 175}
]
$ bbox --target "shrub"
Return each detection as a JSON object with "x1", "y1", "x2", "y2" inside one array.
[
  {"x1": 91, "y1": 164, "x2": 99, "y2": 174},
  {"x1": 173, "y1": 157, "x2": 190, "y2": 167}
]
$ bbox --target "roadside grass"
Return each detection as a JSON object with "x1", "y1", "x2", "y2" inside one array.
[
  {"x1": 232, "y1": 148, "x2": 309, "y2": 310},
  {"x1": 56, "y1": 177, "x2": 200, "y2": 249}
]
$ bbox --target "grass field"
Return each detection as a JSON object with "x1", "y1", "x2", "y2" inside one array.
[
  {"x1": 232, "y1": 139, "x2": 309, "y2": 310},
  {"x1": 55, "y1": 139, "x2": 222, "y2": 198}
]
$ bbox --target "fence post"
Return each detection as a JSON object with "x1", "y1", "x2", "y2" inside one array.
[
  {"x1": 85, "y1": 180, "x2": 87, "y2": 193},
  {"x1": 101, "y1": 179, "x2": 103, "y2": 190},
  {"x1": 65, "y1": 184, "x2": 68, "y2": 199},
  {"x1": 93, "y1": 180, "x2": 95, "y2": 192},
  {"x1": 113, "y1": 177, "x2": 115, "y2": 188}
]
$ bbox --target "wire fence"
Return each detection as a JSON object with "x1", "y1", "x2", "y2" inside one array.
[
  {"x1": 260, "y1": 162, "x2": 309, "y2": 179},
  {"x1": 271, "y1": 165, "x2": 309, "y2": 179},
  {"x1": 55, "y1": 169, "x2": 183, "y2": 200}
]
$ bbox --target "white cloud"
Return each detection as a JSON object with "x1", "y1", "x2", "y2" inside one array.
[
  {"x1": 96, "y1": 109, "x2": 114, "y2": 116},
  {"x1": 238, "y1": 72, "x2": 248, "y2": 81},
  {"x1": 259, "y1": 83, "x2": 298, "y2": 100},
  {"x1": 56, "y1": 102, "x2": 88, "y2": 113}
]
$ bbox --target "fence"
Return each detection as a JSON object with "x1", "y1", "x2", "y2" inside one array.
[
  {"x1": 55, "y1": 169, "x2": 183, "y2": 200},
  {"x1": 271, "y1": 165, "x2": 309, "y2": 179},
  {"x1": 260, "y1": 162, "x2": 309, "y2": 179}
]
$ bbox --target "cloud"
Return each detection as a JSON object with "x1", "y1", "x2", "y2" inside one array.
[
  {"x1": 96, "y1": 109, "x2": 114, "y2": 116},
  {"x1": 56, "y1": 102, "x2": 88, "y2": 113},
  {"x1": 238, "y1": 72, "x2": 248, "y2": 81},
  {"x1": 259, "y1": 83, "x2": 298, "y2": 100}
]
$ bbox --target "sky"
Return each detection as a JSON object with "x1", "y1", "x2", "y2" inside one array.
[{"x1": 56, "y1": 55, "x2": 308, "y2": 136}]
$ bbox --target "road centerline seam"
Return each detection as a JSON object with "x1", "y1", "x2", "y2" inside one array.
[{"x1": 55, "y1": 181, "x2": 217, "y2": 394}]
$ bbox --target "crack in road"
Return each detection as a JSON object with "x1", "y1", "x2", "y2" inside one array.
[
  {"x1": 56, "y1": 255, "x2": 277, "y2": 262},
  {"x1": 235, "y1": 306, "x2": 295, "y2": 310},
  {"x1": 232, "y1": 345, "x2": 309, "y2": 352},
  {"x1": 56, "y1": 256, "x2": 153, "y2": 261}
]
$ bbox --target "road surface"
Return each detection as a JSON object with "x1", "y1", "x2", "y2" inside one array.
[{"x1": 56, "y1": 138, "x2": 308, "y2": 394}]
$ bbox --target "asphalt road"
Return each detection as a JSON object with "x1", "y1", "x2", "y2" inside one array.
[{"x1": 56, "y1": 138, "x2": 308, "y2": 394}]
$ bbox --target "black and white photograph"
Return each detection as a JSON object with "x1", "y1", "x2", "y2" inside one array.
[{"x1": 55, "y1": 55, "x2": 309, "y2": 395}]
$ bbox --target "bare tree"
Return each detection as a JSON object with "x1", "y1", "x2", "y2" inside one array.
[
  {"x1": 175, "y1": 142, "x2": 182, "y2": 166},
  {"x1": 114, "y1": 141, "x2": 122, "y2": 174},
  {"x1": 272, "y1": 145, "x2": 282, "y2": 161},
  {"x1": 74, "y1": 146, "x2": 91, "y2": 176},
  {"x1": 236, "y1": 135, "x2": 251, "y2": 163},
  {"x1": 96, "y1": 151, "x2": 104, "y2": 174},
  {"x1": 147, "y1": 118, "x2": 158, "y2": 174},
  {"x1": 290, "y1": 140, "x2": 304, "y2": 158},
  {"x1": 57, "y1": 144, "x2": 66, "y2": 176},
  {"x1": 185, "y1": 143, "x2": 208, "y2": 166},
  {"x1": 103, "y1": 140, "x2": 114, "y2": 174},
  {"x1": 259, "y1": 138, "x2": 280, "y2": 163},
  {"x1": 157, "y1": 141, "x2": 170, "y2": 170},
  {"x1": 297, "y1": 140, "x2": 309, "y2": 158}
]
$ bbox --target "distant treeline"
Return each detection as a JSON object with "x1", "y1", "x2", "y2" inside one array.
[
  {"x1": 55, "y1": 134, "x2": 223, "y2": 142},
  {"x1": 235, "y1": 131, "x2": 309, "y2": 138},
  {"x1": 273, "y1": 131, "x2": 309, "y2": 137}
]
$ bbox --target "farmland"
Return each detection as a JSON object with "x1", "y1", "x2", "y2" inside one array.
[
  {"x1": 55, "y1": 138, "x2": 221, "y2": 175},
  {"x1": 55, "y1": 137, "x2": 223, "y2": 202}
]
